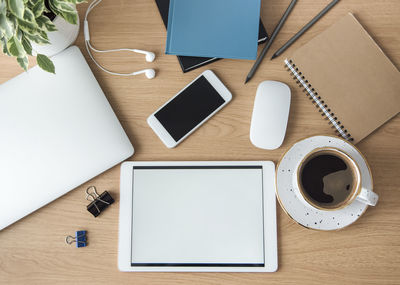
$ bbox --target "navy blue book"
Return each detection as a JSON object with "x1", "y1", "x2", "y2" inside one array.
[{"x1": 155, "y1": 0, "x2": 268, "y2": 72}]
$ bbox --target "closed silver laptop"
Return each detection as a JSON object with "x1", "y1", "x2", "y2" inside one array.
[{"x1": 0, "y1": 46, "x2": 134, "y2": 230}]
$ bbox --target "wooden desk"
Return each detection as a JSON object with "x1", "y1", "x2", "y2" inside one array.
[{"x1": 1, "y1": 1, "x2": 399, "y2": 284}]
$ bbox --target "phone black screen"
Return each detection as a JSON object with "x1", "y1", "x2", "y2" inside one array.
[{"x1": 154, "y1": 76, "x2": 226, "y2": 142}]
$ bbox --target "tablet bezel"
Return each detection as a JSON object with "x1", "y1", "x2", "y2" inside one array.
[{"x1": 118, "y1": 161, "x2": 277, "y2": 272}]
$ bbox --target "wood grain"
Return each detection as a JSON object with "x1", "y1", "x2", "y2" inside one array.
[{"x1": 0, "y1": 0, "x2": 399, "y2": 284}]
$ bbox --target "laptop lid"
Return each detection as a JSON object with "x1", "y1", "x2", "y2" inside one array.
[{"x1": 0, "y1": 46, "x2": 134, "y2": 230}]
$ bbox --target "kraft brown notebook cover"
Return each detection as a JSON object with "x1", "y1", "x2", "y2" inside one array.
[{"x1": 285, "y1": 13, "x2": 400, "y2": 143}]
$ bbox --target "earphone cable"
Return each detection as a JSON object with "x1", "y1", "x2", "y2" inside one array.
[{"x1": 84, "y1": 0, "x2": 151, "y2": 76}]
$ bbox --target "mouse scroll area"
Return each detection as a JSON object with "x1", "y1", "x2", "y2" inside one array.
[{"x1": 250, "y1": 81, "x2": 291, "y2": 150}]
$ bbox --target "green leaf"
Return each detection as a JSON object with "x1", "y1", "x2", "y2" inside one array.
[
  {"x1": 0, "y1": 0, "x2": 7, "y2": 15},
  {"x1": 8, "y1": 13, "x2": 18, "y2": 29},
  {"x1": 18, "y1": 9, "x2": 43, "y2": 36},
  {"x1": 8, "y1": 0, "x2": 25, "y2": 19},
  {"x1": 23, "y1": 7, "x2": 37, "y2": 24},
  {"x1": 52, "y1": 0, "x2": 75, "y2": 13},
  {"x1": 36, "y1": 53, "x2": 55, "y2": 73},
  {"x1": 17, "y1": 55, "x2": 28, "y2": 70},
  {"x1": 59, "y1": 10, "x2": 77, "y2": 24},
  {"x1": 36, "y1": 15, "x2": 57, "y2": 31},
  {"x1": 0, "y1": 13, "x2": 14, "y2": 39},
  {"x1": 37, "y1": 28, "x2": 48, "y2": 39},
  {"x1": 31, "y1": 0, "x2": 50, "y2": 12},
  {"x1": 7, "y1": 35, "x2": 26, "y2": 57},
  {"x1": 1, "y1": 36, "x2": 10, "y2": 55},
  {"x1": 16, "y1": 27, "x2": 22, "y2": 39},
  {"x1": 42, "y1": 2, "x2": 50, "y2": 13},
  {"x1": 23, "y1": 30, "x2": 50, "y2": 44},
  {"x1": 17, "y1": 17, "x2": 37, "y2": 34},
  {"x1": 21, "y1": 33, "x2": 32, "y2": 55},
  {"x1": 49, "y1": 0, "x2": 78, "y2": 24},
  {"x1": 31, "y1": 0, "x2": 44, "y2": 18},
  {"x1": 47, "y1": 0, "x2": 59, "y2": 16}
]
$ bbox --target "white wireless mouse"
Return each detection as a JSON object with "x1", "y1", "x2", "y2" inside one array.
[{"x1": 250, "y1": 81, "x2": 291, "y2": 150}]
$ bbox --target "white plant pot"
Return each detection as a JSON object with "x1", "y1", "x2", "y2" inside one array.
[{"x1": 32, "y1": 15, "x2": 80, "y2": 57}]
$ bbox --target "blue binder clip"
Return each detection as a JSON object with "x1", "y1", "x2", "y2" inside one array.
[{"x1": 66, "y1": 230, "x2": 87, "y2": 248}]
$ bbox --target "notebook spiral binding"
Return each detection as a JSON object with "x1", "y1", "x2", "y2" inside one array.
[{"x1": 284, "y1": 59, "x2": 353, "y2": 142}]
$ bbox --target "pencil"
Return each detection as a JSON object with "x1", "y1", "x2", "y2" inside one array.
[
  {"x1": 271, "y1": 0, "x2": 340, "y2": 60},
  {"x1": 245, "y1": 0, "x2": 298, "y2": 84}
]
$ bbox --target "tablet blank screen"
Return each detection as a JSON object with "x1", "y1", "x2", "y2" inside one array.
[{"x1": 131, "y1": 166, "x2": 265, "y2": 266}]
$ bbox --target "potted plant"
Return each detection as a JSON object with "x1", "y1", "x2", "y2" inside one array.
[{"x1": 0, "y1": 0, "x2": 84, "y2": 73}]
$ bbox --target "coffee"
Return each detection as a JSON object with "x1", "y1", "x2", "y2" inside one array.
[{"x1": 299, "y1": 149, "x2": 358, "y2": 209}]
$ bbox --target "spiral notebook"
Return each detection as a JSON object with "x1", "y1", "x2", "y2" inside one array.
[{"x1": 285, "y1": 13, "x2": 400, "y2": 143}]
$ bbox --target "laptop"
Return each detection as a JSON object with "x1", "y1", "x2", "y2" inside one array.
[{"x1": 0, "y1": 46, "x2": 134, "y2": 230}]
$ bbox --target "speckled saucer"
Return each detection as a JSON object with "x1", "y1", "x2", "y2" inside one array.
[{"x1": 276, "y1": 135, "x2": 373, "y2": 231}]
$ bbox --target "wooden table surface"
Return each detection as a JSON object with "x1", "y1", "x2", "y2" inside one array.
[{"x1": 1, "y1": 0, "x2": 399, "y2": 284}]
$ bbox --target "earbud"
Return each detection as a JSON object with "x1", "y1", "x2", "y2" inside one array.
[
  {"x1": 84, "y1": 0, "x2": 156, "y2": 79},
  {"x1": 133, "y1": 49, "x2": 156, "y2": 62},
  {"x1": 133, "y1": 69, "x2": 156, "y2": 79}
]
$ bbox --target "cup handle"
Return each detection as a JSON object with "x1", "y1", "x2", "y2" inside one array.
[{"x1": 356, "y1": 187, "x2": 379, "y2": 206}]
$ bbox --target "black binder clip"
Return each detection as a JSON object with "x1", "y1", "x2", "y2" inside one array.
[
  {"x1": 66, "y1": 230, "x2": 87, "y2": 248},
  {"x1": 86, "y1": 186, "x2": 114, "y2": 217}
]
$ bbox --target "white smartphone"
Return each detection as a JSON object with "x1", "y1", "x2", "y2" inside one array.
[{"x1": 147, "y1": 70, "x2": 232, "y2": 148}]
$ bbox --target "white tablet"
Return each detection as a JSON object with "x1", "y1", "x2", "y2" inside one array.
[{"x1": 118, "y1": 161, "x2": 277, "y2": 272}]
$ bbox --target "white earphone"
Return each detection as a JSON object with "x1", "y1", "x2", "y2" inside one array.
[{"x1": 84, "y1": 0, "x2": 156, "y2": 79}]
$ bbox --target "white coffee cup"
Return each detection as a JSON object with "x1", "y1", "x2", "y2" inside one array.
[{"x1": 292, "y1": 147, "x2": 378, "y2": 211}]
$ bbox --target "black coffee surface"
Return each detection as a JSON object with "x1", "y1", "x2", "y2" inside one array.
[{"x1": 300, "y1": 154, "x2": 354, "y2": 207}]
